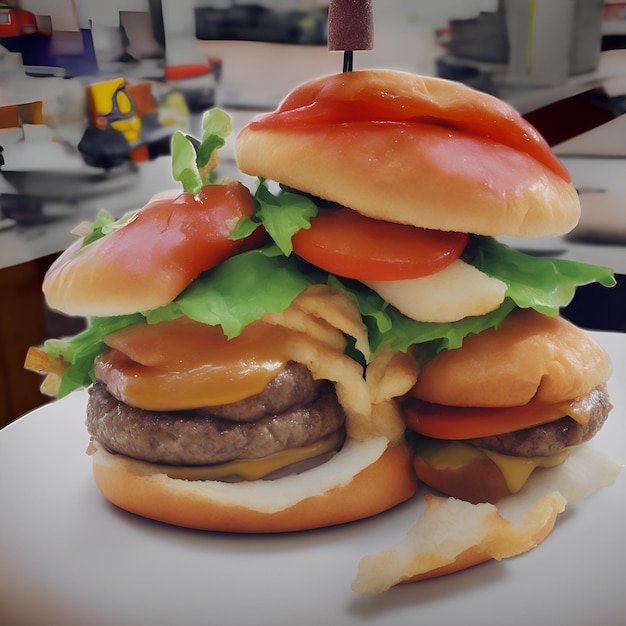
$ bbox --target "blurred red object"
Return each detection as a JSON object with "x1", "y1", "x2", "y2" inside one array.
[{"x1": 0, "y1": 4, "x2": 38, "y2": 37}]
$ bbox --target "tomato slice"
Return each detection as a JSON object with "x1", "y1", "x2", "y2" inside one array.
[
  {"x1": 402, "y1": 397, "x2": 567, "y2": 440},
  {"x1": 291, "y1": 208, "x2": 468, "y2": 281},
  {"x1": 102, "y1": 181, "x2": 265, "y2": 282}
]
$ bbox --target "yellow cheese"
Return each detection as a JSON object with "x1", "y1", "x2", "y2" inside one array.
[
  {"x1": 415, "y1": 438, "x2": 569, "y2": 494},
  {"x1": 482, "y1": 447, "x2": 569, "y2": 493},
  {"x1": 558, "y1": 387, "x2": 604, "y2": 425},
  {"x1": 88, "y1": 431, "x2": 345, "y2": 482}
]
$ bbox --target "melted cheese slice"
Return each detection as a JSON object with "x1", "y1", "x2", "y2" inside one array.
[
  {"x1": 418, "y1": 439, "x2": 570, "y2": 494},
  {"x1": 89, "y1": 431, "x2": 344, "y2": 482},
  {"x1": 558, "y1": 385, "x2": 606, "y2": 425},
  {"x1": 100, "y1": 317, "x2": 296, "y2": 411},
  {"x1": 482, "y1": 447, "x2": 570, "y2": 493}
]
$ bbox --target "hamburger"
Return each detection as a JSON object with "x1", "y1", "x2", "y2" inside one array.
[
  {"x1": 403, "y1": 307, "x2": 614, "y2": 504},
  {"x1": 26, "y1": 109, "x2": 419, "y2": 533},
  {"x1": 27, "y1": 71, "x2": 615, "y2": 542},
  {"x1": 231, "y1": 70, "x2": 616, "y2": 534}
]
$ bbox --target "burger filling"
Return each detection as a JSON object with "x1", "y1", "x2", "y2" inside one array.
[
  {"x1": 86, "y1": 361, "x2": 346, "y2": 482},
  {"x1": 465, "y1": 384, "x2": 612, "y2": 457},
  {"x1": 405, "y1": 384, "x2": 613, "y2": 497}
]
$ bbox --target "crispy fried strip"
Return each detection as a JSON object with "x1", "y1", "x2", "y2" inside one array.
[{"x1": 24, "y1": 346, "x2": 69, "y2": 397}]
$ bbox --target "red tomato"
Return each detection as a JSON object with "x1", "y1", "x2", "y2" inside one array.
[
  {"x1": 291, "y1": 208, "x2": 468, "y2": 281},
  {"x1": 100, "y1": 181, "x2": 265, "y2": 282},
  {"x1": 402, "y1": 397, "x2": 567, "y2": 440}
]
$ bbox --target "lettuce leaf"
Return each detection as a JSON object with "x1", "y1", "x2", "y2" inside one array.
[
  {"x1": 44, "y1": 314, "x2": 144, "y2": 397},
  {"x1": 81, "y1": 209, "x2": 134, "y2": 247},
  {"x1": 144, "y1": 245, "x2": 322, "y2": 338},
  {"x1": 171, "y1": 108, "x2": 232, "y2": 193},
  {"x1": 231, "y1": 179, "x2": 318, "y2": 255},
  {"x1": 471, "y1": 236, "x2": 616, "y2": 314}
]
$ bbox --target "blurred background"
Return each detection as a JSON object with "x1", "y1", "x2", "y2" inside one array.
[{"x1": 1, "y1": 0, "x2": 625, "y2": 427}]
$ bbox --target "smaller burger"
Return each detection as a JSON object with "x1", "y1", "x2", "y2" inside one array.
[{"x1": 402, "y1": 308, "x2": 614, "y2": 504}]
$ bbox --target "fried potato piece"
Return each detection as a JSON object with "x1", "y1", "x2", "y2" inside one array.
[
  {"x1": 352, "y1": 444, "x2": 623, "y2": 594},
  {"x1": 262, "y1": 286, "x2": 416, "y2": 442},
  {"x1": 366, "y1": 346, "x2": 417, "y2": 405},
  {"x1": 364, "y1": 347, "x2": 419, "y2": 443},
  {"x1": 291, "y1": 284, "x2": 370, "y2": 361},
  {"x1": 262, "y1": 306, "x2": 348, "y2": 352},
  {"x1": 24, "y1": 346, "x2": 69, "y2": 397}
]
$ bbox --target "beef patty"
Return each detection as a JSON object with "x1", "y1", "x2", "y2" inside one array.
[
  {"x1": 467, "y1": 384, "x2": 612, "y2": 457},
  {"x1": 86, "y1": 364, "x2": 345, "y2": 466}
]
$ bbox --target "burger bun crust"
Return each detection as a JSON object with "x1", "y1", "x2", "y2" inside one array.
[
  {"x1": 89, "y1": 438, "x2": 418, "y2": 533},
  {"x1": 411, "y1": 309, "x2": 613, "y2": 407},
  {"x1": 236, "y1": 70, "x2": 580, "y2": 238}
]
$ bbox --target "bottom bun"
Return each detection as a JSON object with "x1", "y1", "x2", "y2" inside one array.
[
  {"x1": 413, "y1": 455, "x2": 511, "y2": 505},
  {"x1": 89, "y1": 437, "x2": 418, "y2": 533}
]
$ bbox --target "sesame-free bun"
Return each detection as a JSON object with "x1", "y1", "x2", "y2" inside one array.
[
  {"x1": 236, "y1": 70, "x2": 580, "y2": 237},
  {"x1": 411, "y1": 309, "x2": 613, "y2": 407},
  {"x1": 89, "y1": 437, "x2": 417, "y2": 533},
  {"x1": 43, "y1": 182, "x2": 259, "y2": 317}
]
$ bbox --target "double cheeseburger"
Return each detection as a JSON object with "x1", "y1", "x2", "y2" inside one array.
[
  {"x1": 26, "y1": 109, "x2": 419, "y2": 533},
  {"x1": 27, "y1": 71, "x2": 614, "y2": 539}
]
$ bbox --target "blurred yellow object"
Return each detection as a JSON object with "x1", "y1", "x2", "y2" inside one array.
[
  {"x1": 86, "y1": 77, "x2": 141, "y2": 143},
  {"x1": 158, "y1": 91, "x2": 189, "y2": 128}
]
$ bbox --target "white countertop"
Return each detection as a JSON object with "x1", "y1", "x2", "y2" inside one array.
[{"x1": 0, "y1": 155, "x2": 176, "y2": 268}]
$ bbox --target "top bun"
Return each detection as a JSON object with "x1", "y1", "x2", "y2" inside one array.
[
  {"x1": 43, "y1": 182, "x2": 257, "y2": 317},
  {"x1": 410, "y1": 308, "x2": 612, "y2": 407},
  {"x1": 236, "y1": 70, "x2": 580, "y2": 237}
]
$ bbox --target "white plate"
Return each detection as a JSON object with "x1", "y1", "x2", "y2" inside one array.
[{"x1": 1, "y1": 332, "x2": 624, "y2": 626}]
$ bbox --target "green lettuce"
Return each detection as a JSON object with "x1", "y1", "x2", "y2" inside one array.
[
  {"x1": 471, "y1": 236, "x2": 616, "y2": 313},
  {"x1": 171, "y1": 108, "x2": 232, "y2": 193},
  {"x1": 144, "y1": 245, "x2": 323, "y2": 337},
  {"x1": 231, "y1": 179, "x2": 318, "y2": 254}
]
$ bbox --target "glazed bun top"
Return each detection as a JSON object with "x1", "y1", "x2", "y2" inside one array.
[
  {"x1": 236, "y1": 70, "x2": 580, "y2": 237},
  {"x1": 43, "y1": 182, "x2": 257, "y2": 317},
  {"x1": 410, "y1": 309, "x2": 612, "y2": 407}
]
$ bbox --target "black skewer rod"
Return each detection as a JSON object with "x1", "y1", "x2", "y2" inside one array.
[{"x1": 343, "y1": 51, "x2": 354, "y2": 72}]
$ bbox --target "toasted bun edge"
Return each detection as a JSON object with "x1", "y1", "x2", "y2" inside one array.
[{"x1": 90, "y1": 438, "x2": 418, "y2": 533}]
